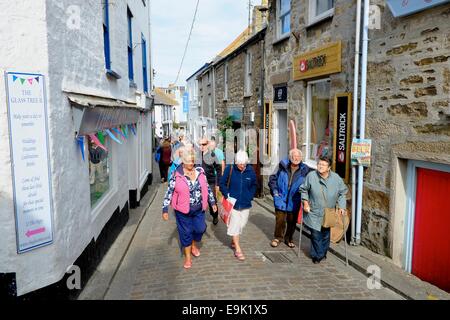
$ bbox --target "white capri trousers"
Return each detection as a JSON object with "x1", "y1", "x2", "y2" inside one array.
[{"x1": 227, "y1": 208, "x2": 250, "y2": 236}]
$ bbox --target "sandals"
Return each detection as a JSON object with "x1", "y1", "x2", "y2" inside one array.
[
  {"x1": 286, "y1": 242, "x2": 296, "y2": 248},
  {"x1": 234, "y1": 251, "x2": 245, "y2": 261},
  {"x1": 271, "y1": 239, "x2": 280, "y2": 247},
  {"x1": 191, "y1": 247, "x2": 200, "y2": 257},
  {"x1": 183, "y1": 260, "x2": 192, "y2": 269}
]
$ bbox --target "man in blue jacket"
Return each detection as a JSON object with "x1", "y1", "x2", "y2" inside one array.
[{"x1": 268, "y1": 149, "x2": 311, "y2": 248}]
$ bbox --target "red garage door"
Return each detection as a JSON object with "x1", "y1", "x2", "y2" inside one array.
[{"x1": 412, "y1": 167, "x2": 450, "y2": 292}]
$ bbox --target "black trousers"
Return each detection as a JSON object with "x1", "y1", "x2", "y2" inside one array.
[{"x1": 208, "y1": 182, "x2": 218, "y2": 217}]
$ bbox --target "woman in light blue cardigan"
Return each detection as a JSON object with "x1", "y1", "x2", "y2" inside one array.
[{"x1": 299, "y1": 156, "x2": 348, "y2": 264}]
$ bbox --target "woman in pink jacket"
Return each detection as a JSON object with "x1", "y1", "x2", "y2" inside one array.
[{"x1": 162, "y1": 148, "x2": 217, "y2": 269}]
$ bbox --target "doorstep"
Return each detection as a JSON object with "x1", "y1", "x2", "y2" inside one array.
[{"x1": 253, "y1": 197, "x2": 450, "y2": 301}]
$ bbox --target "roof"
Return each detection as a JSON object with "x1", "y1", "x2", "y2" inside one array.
[
  {"x1": 216, "y1": 27, "x2": 251, "y2": 59},
  {"x1": 186, "y1": 63, "x2": 211, "y2": 81},
  {"x1": 153, "y1": 88, "x2": 179, "y2": 106}
]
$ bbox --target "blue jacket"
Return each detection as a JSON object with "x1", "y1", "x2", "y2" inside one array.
[
  {"x1": 219, "y1": 164, "x2": 257, "y2": 210},
  {"x1": 268, "y1": 159, "x2": 311, "y2": 213}
]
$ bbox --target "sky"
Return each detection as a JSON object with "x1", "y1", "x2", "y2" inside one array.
[{"x1": 150, "y1": 0, "x2": 251, "y2": 88}]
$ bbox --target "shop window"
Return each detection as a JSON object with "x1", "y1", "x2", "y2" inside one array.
[
  {"x1": 277, "y1": 0, "x2": 291, "y2": 39},
  {"x1": 306, "y1": 79, "x2": 331, "y2": 166},
  {"x1": 309, "y1": 0, "x2": 335, "y2": 26},
  {"x1": 89, "y1": 137, "x2": 111, "y2": 207}
]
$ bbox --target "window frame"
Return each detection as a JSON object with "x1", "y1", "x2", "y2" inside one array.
[
  {"x1": 244, "y1": 52, "x2": 252, "y2": 96},
  {"x1": 308, "y1": 0, "x2": 335, "y2": 27},
  {"x1": 127, "y1": 7, "x2": 134, "y2": 82},
  {"x1": 224, "y1": 62, "x2": 229, "y2": 101},
  {"x1": 141, "y1": 34, "x2": 148, "y2": 94},
  {"x1": 277, "y1": 0, "x2": 291, "y2": 40},
  {"x1": 305, "y1": 78, "x2": 331, "y2": 168},
  {"x1": 103, "y1": 0, "x2": 111, "y2": 70}
]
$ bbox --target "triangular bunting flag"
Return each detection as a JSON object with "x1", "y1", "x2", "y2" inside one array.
[
  {"x1": 28, "y1": 78, "x2": 33, "y2": 85},
  {"x1": 20, "y1": 78, "x2": 26, "y2": 85},
  {"x1": 121, "y1": 125, "x2": 128, "y2": 139},
  {"x1": 105, "y1": 129, "x2": 122, "y2": 144},
  {"x1": 35, "y1": 77, "x2": 40, "y2": 83},
  {"x1": 129, "y1": 124, "x2": 137, "y2": 136},
  {"x1": 13, "y1": 75, "x2": 18, "y2": 82},
  {"x1": 88, "y1": 134, "x2": 108, "y2": 151},
  {"x1": 113, "y1": 127, "x2": 126, "y2": 141},
  {"x1": 97, "y1": 131, "x2": 105, "y2": 145},
  {"x1": 76, "y1": 136, "x2": 85, "y2": 161}
]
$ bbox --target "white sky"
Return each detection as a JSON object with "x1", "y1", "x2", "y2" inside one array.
[{"x1": 150, "y1": 0, "x2": 250, "y2": 88}]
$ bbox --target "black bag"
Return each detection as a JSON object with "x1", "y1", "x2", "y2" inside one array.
[{"x1": 89, "y1": 146, "x2": 107, "y2": 164}]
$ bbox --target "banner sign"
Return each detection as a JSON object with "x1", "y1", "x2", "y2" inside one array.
[
  {"x1": 386, "y1": 0, "x2": 450, "y2": 18},
  {"x1": 183, "y1": 92, "x2": 189, "y2": 113},
  {"x1": 351, "y1": 138, "x2": 372, "y2": 167},
  {"x1": 6, "y1": 72, "x2": 54, "y2": 253},
  {"x1": 263, "y1": 101, "x2": 272, "y2": 156},
  {"x1": 332, "y1": 94, "x2": 352, "y2": 183},
  {"x1": 273, "y1": 85, "x2": 287, "y2": 103}
]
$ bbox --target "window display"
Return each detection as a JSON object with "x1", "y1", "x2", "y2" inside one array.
[{"x1": 89, "y1": 138, "x2": 110, "y2": 207}]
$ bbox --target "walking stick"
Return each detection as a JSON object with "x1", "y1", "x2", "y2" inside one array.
[
  {"x1": 343, "y1": 213, "x2": 348, "y2": 266},
  {"x1": 298, "y1": 221, "x2": 303, "y2": 258}
]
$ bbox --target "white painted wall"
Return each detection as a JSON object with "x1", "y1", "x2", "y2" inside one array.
[{"x1": 0, "y1": 0, "x2": 153, "y2": 296}]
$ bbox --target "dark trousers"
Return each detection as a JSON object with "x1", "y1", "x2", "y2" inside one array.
[
  {"x1": 208, "y1": 182, "x2": 218, "y2": 217},
  {"x1": 159, "y1": 162, "x2": 170, "y2": 182},
  {"x1": 174, "y1": 209, "x2": 206, "y2": 248},
  {"x1": 309, "y1": 226, "x2": 331, "y2": 260},
  {"x1": 274, "y1": 209, "x2": 299, "y2": 243}
]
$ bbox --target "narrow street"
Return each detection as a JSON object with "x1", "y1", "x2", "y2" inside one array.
[{"x1": 96, "y1": 180, "x2": 402, "y2": 300}]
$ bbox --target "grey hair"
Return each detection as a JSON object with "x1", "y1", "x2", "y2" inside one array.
[
  {"x1": 235, "y1": 150, "x2": 249, "y2": 164},
  {"x1": 289, "y1": 148, "x2": 302, "y2": 160},
  {"x1": 181, "y1": 146, "x2": 195, "y2": 164}
]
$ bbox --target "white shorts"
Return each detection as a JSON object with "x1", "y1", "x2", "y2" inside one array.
[{"x1": 227, "y1": 208, "x2": 250, "y2": 236}]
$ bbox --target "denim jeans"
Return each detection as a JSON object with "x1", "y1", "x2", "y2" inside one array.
[{"x1": 309, "y1": 226, "x2": 331, "y2": 260}]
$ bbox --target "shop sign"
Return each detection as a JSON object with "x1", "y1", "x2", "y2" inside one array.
[
  {"x1": 5, "y1": 72, "x2": 54, "y2": 253},
  {"x1": 332, "y1": 93, "x2": 352, "y2": 183},
  {"x1": 386, "y1": 0, "x2": 450, "y2": 18},
  {"x1": 263, "y1": 101, "x2": 272, "y2": 156},
  {"x1": 293, "y1": 41, "x2": 342, "y2": 81},
  {"x1": 351, "y1": 139, "x2": 372, "y2": 167},
  {"x1": 273, "y1": 85, "x2": 287, "y2": 103},
  {"x1": 228, "y1": 106, "x2": 243, "y2": 121}
]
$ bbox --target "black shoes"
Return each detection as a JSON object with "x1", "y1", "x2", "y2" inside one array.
[
  {"x1": 212, "y1": 213, "x2": 219, "y2": 225},
  {"x1": 312, "y1": 258, "x2": 320, "y2": 264}
]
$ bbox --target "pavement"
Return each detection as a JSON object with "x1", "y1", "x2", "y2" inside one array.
[{"x1": 79, "y1": 173, "x2": 404, "y2": 300}]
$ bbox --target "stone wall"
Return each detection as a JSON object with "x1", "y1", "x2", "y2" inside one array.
[{"x1": 364, "y1": 1, "x2": 450, "y2": 256}]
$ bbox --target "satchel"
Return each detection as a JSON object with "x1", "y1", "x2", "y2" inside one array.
[
  {"x1": 320, "y1": 185, "x2": 338, "y2": 228},
  {"x1": 218, "y1": 166, "x2": 233, "y2": 225}
]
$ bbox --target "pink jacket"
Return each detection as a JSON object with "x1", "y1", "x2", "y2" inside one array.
[{"x1": 171, "y1": 170, "x2": 209, "y2": 214}]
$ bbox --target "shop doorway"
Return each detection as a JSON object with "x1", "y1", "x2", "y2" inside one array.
[
  {"x1": 405, "y1": 161, "x2": 450, "y2": 292},
  {"x1": 277, "y1": 109, "x2": 288, "y2": 161}
]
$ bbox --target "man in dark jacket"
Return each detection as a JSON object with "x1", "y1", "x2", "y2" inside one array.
[
  {"x1": 198, "y1": 137, "x2": 222, "y2": 225},
  {"x1": 268, "y1": 148, "x2": 311, "y2": 248}
]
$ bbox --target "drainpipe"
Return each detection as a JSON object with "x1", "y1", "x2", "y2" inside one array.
[
  {"x1": 351, "y1": 0, "x2": 362, "y2": 245},
  {"x1": 356, "y1": 0, "x2": 370, "y2": 245}
]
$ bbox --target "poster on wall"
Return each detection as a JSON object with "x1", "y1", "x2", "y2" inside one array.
[
  {"x1": 332, "y1": 93, "x2": 352, "y2": 183},
  {"x1": 5, "y1": 72, "x2": 54, "y2": 253},
  {"x1": 351, "y1": 138, "x2": 372, "y2": 167}
]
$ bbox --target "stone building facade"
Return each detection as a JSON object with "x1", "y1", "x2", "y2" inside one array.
[
  {"x1": 262, "y1": 0, "x2": 357, "y2": 193},
  {"x1": 363, "y1": 1, "x2": 450, "y2": 291}
]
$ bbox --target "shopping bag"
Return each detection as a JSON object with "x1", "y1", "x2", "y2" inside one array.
[
  {"x1": 218, "y1": 196, "x2": 236, "y2": 225},
  {"x1": 330, "y1": 211, "x2": 351, "y2": 244}
]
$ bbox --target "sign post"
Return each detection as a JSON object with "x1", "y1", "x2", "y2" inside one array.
[
  {"x1": 332, "y1": 93, "x2": 352, "y2": 183},
  {"x1": 6, "y1": 72, "x2": 54, "y2": 253}
]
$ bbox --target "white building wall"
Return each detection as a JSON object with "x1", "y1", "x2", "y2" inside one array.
[{"x1": 0, "y1": 0, "x2": 153, "y2": 296}]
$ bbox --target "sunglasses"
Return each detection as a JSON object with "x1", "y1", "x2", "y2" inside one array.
[{"x1": 200, "y1": 143, "x2": 208, "y2": 146}]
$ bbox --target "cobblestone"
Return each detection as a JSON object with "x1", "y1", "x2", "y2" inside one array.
[{"x1": 109, "y1": 184, "x2": 403, "y2": 300}]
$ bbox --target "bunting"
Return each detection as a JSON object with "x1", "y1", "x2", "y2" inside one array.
[
  {"x1": 12, "y1": 76, "x2": 39, "y2": 85},
  {"x1": 105, "y1": 129, "x2": 122, "y2": 144},
  {"x1": 88, "y1": 134, "x2": 108, "y2": 151},
  {"x1": 129, "y1": 124, "x2": 137, "y2": 136},
  {"x1": 76, "y1": 136, "x2": 85, "y2": 161},
  {"x1": 97, "y1": 131, "x2": 105, "y2": 145},
  {"x1": 113, "y1": 127, "x2": 127, "y2": 141}
]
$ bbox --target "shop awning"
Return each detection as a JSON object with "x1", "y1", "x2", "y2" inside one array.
[{"x1": 67, "y1": 92, "x2": 143, "y2": 136}]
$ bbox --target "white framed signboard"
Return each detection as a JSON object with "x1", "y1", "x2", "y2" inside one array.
[{"x1": 5, "y1": 72, "x2": 54, "y2": 253}]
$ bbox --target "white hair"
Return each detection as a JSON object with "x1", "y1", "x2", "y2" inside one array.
[
  {"x1": 235, "y1": 150, "x2": 249, "y2": 165},
  {"x1": 289, "y1": 148, "x2": 302, "y2": 160},
  {"x1": 181, "y1": 146, "x2": 195, "y2": 164}
]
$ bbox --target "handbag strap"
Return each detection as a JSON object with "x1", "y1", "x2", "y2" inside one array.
[
  {"x1": 320, "y1": 183, "x2": 328, "y2": 207},
  {"x1": 227, "y1": 165, "x2": 233, "y2": 189}
]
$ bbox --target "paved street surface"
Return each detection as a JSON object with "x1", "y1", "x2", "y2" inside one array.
[{"x1": 103, "y1": 182, "x2": 403, "y2": 300}]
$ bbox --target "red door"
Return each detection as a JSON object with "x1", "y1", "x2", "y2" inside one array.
[{"x1": 412, "y1": 167, "x2": 450, "y2": 292}]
